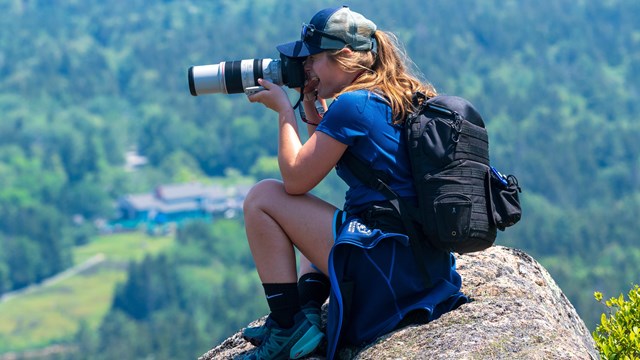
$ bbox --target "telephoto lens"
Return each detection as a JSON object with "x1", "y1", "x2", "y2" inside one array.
[{"x1": 188, "y1": 58, "x2": 284, "y2": 96}]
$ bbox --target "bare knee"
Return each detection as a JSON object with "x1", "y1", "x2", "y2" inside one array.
[{"x1": 243, "y1": 179, "x2": 285, "y2": 215}]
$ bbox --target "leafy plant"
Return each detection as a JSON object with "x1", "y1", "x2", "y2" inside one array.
[{"x1": 593, "y1": 285, "x2": 640, "y2": 359}]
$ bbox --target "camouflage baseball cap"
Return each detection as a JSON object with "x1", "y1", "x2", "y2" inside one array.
[{"x1": 277, "y1": 6, "x2": 377, "y2": 58}]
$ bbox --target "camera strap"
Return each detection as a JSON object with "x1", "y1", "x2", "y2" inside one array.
[{"x1": 292, "y1": 92, "x2": 303, "y2": 110}]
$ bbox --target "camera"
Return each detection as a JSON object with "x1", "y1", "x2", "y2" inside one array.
[{"x1": 188, "y1": 54, "x2": 305, "y2": 96}]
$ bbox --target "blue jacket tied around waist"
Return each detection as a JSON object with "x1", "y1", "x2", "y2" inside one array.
[{"x1": 326, "y1": 215, "x2": 467, "y2": 359}]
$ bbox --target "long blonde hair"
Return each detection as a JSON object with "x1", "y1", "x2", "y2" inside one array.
[{"x1": 330, "y1": 30, "x2": 436, "y2": 123}]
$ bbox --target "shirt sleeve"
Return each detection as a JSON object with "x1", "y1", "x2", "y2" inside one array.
[{"x1": 315, "y1": 91, "x2": 372, "y2": 146}]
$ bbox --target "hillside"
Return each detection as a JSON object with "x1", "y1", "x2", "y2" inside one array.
[{"x1": 0, "y1": 233, "x2": 173, "y2": 353}]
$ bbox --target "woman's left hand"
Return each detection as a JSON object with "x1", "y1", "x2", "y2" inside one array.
[{"x1": 247, "y1": 78, "x2": 292, "y2": 114}]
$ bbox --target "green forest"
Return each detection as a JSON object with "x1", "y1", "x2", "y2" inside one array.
[{"x1": 0, "y1": 0, "x2": 639, "y2": 358}]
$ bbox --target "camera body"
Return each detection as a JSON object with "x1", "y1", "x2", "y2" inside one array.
[{"x1": 188, "y1": 54, "x2": 305, "y2": 96}]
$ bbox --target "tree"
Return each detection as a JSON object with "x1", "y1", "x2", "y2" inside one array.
[
  {"x1": 112, "y1": 254, "x2": 184, "y2": 320},
  {"x1": 94, "y1": 310, "x2": 153, "y2": 360},
  {"x1": 3, "y1": 235, "x2": 39, "y2": 290},
  {"x1": 250, "y1": 156, "x2": 281, "y2": 180}
]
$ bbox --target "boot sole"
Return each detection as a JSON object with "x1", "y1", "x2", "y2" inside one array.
[{"x1": 289, "y1": 325, "x2": 324, "y2": 359}]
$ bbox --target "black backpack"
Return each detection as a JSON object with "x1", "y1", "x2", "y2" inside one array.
[{"x1": 342, "y1": 92, "x2": 521, "y2": 259}]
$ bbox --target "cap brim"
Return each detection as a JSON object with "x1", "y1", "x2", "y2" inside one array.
[{"x1": 277, "y1": 40, "x2": 324, "y2": 58}]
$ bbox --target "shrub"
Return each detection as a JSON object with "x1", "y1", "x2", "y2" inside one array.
[{"x1": 593, "y1": 285, "x2": 640, "y2": 359}]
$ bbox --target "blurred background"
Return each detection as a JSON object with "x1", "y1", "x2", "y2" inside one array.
[{"x1": 0, "y1": 0, "x2": 638, "y2": 358}]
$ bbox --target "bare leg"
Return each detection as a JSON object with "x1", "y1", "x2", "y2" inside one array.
[
  {"x1": 243, "y1": 179, "x2": 336, "y2": 283},
  {"x1": 298, "y1": 253, "x2": 319, "y2": 278}
]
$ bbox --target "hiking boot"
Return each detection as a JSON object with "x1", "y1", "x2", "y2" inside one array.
[
  {"x1": 242, "y1": 305, "x2": 322, "y2": 346},
  {"x1": 242, "y1": 315, "x2": 277, "y2": 346},
  {"x1": 239, "y1": 311, "x2": 324, "y2": 360}
]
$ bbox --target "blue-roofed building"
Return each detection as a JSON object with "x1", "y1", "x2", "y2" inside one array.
[{"x1": 113, "y1": 182, "x2": 251, "y2": 231}]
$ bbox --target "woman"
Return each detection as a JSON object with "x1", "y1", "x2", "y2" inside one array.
[{"x1": 241, "y1": 6, "x2": 466, "y2": 360}]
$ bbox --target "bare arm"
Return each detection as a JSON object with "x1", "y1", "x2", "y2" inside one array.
[
  {"x1": 279, "y1": 124, "x2": 346, "y2": 194},
  {"x1": 249, "y1": 79, "x2": 346, "y2": 195}
]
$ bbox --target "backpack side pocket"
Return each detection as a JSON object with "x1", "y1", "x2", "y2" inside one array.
[{"x1": 489, "y1": 167, "x2": 522, "y2": 230}]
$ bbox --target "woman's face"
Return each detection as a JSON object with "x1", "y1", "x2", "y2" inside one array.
[{"x1": 304, "y1": 51, "x2": 354, "y2": 99}]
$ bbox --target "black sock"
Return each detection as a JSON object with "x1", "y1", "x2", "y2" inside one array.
[
  {"x1": 298, "y1": 272, "x2": 330, "y2": 308},
  {"x1": 262, "y1": 283, "x2": 300, "y2": 329}
]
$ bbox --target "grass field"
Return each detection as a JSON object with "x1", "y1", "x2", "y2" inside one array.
[{"x1": 0, "y1": 232, "x2": 174, "y2": 353}]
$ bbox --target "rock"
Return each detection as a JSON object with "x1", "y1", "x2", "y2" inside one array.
[{"x1": 199, "y1": 246, "x2": 599, "y2": 360}]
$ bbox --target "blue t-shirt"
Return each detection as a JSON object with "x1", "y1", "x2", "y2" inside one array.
[{"x1": 316, "y1": 90, "x2": 416, "y2": 214}]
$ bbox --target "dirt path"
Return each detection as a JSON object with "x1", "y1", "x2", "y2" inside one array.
[{"x1": 0, "y1": 253, "x2": 106, "y2": 304}]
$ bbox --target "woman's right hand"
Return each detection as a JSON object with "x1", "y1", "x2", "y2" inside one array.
[{"x1": 302, "y1": 76, "x2": 320, "y2": 102}]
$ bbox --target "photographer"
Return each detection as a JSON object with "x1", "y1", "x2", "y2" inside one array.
[{"x1": 242, "y1": 6, "x2": 466, "y2": 360}]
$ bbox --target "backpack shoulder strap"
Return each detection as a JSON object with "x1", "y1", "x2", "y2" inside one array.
[
  {"x1": 340, "y1": 147, "x2": 433, "y2": 288},
  {"x1": 340, "y1": 151, "x2": 398, "y2": 200}
]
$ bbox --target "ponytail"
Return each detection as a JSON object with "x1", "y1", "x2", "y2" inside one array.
[{"x1": 331, "y1": 30, "x2": 436, "y2": 123}]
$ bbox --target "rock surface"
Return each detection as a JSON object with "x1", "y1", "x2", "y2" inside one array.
[{"x1": 199, "y1": 246, "x2": 599, "y2": 359}]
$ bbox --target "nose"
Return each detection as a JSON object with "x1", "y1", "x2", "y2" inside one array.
[{"x1": 304, "y1": 59, "x2": 313, "y2": 70}]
